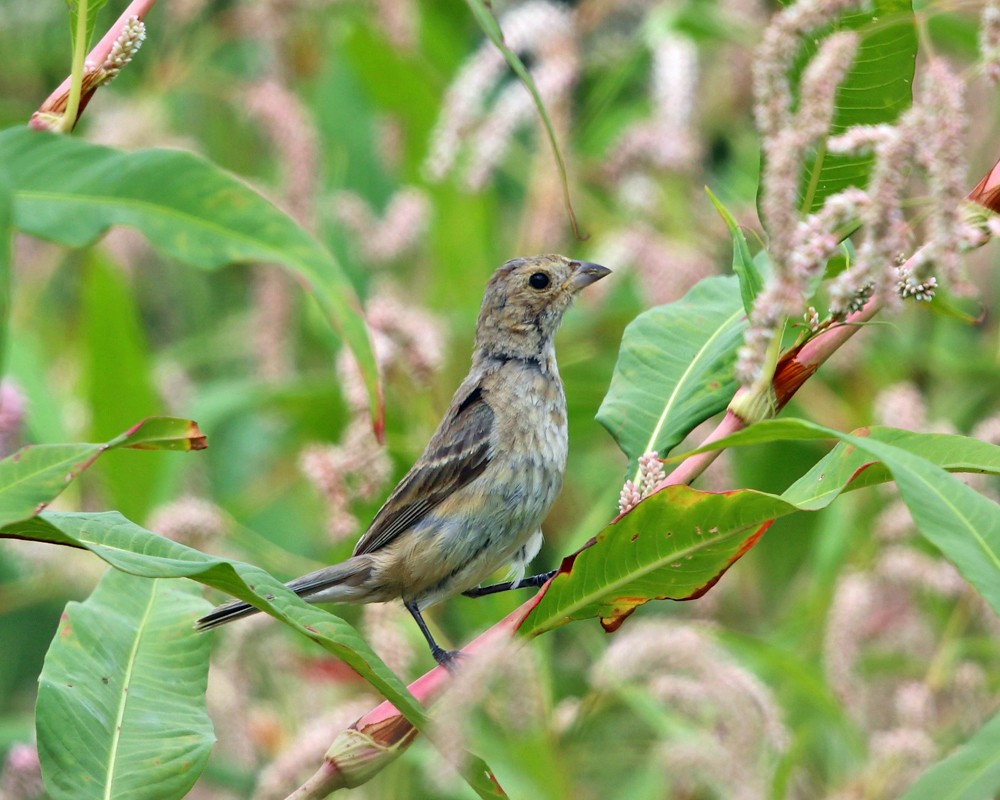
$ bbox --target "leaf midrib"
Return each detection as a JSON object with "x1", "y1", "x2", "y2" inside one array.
[
  {"x1": 894, "y1": 462, "x2": 1000, "y2": 574},
  {"x1": 17, "y1": 189, "x2": 304, "y2": 270},
  {"x1": 634, "y1": 305, "x2": 743, "y2": 483},
  {"x1": 530, "y1": 503, "x2": 786, "y2": 631},
  {"x1": 105, "y1": 580, "x2": 159, "y2": 800}
]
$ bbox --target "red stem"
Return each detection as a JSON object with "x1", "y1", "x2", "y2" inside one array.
[
  {"x1": 659, "y1": 282, "x2": 885, "y2": 490},
  {"x1": 354, "y1": 604, "x2": 531, "y2": 728}
]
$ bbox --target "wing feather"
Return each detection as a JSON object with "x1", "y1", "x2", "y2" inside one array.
[{"x1": 352, "y1": 383, "x2": 494, "y2": 556}]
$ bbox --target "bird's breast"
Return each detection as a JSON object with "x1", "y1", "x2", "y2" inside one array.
[
  {"x1": 495, "y1": 363, "x2": 567, "y2": 464},
  {"x1": 484, "y1": 363, "x2": 567, "y2": 531}
]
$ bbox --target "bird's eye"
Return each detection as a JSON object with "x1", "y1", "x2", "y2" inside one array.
[{"x1": 529, "y1": 272, "x2": 550, "y2": 290}]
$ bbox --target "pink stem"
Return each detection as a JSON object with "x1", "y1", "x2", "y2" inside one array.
[
  {"x1": 658, "y1": 410, "x2": 746, "y2": 490},
  {"x1": 30, "y1": 0, "x2": 157, "y2": 128},
  {"x1": 285, "y1": 604, "x2": 535, "y2": 799},
  {"x1": 796, "y1": 293, "x2": 882, "y2": 369},
  {"x1": 354, "y1": 604, "x2": 532, "y2": 727},
  {"x1": 284, "y1": 759, "x2": 346, "y2": 799}
]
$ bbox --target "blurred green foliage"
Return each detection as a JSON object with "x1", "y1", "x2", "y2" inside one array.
[{"x1": 1, "y1": 0, "x2": 1000, "y2": 798}]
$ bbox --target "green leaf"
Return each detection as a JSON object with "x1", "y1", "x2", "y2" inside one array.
[
  {"x1": 840, "y1": 433, "x2": 1000, "y2": 617},
  {"x1": 900, "y1": 711, "x2": 1000, "y2": 800},
  {"x1": 782, "y1": 428, "x2": 1000, "y2": 510},
  {"x1": 37, "y1": 570, "x2": 213, "y2": 800},
  {"x1": 796, "y1": 0, "x2": 917, "y2": 212},
  {"x1": 66, "y1": 0, "x2": 108, "y2": 55},
  {"x1": 522, "y1": 422, "x2": 1000, "y2": 635},
  {"x1": 0, "y1": 127, "x2": 381, "y2": 433},
  {"x1": 108, "y1": 417, "x2": 208, "y2": 452},
  {"x1": 706, "y1": 187, "x2": 761, "y2": 317},
  {"x1": 519, "y1": 485, "x2": 787, "y2": 636},
  {"x1": 0, "y1": 417, "x2": 205, "y2": 527},
  {"x1": 596, "y1": 275, "x2": 746, "y2": 478},
  {"x1": 682, "y1": 419, "x2": 1000, "y2": 616},
  {"x1": 8, "y1": 512, "x2": 505, "y2": 799},
  {"x1": 4, "y1": 511, "x2": 426, "y2": 727}
]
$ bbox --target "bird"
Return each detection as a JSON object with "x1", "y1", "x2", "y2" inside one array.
[{"x1": 196, "y1": 255, "x2": 611, "y2": 668}]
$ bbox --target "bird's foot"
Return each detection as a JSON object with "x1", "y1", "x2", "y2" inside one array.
[
  {"x1": 462, "y1": 569, "x2": 558, "y2": 598},
  {"x1": 432, "y1": 646, "x2": 465, "y2": 673}
]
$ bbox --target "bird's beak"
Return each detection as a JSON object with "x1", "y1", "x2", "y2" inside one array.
[{"x1": 568, "y1": 261, "x2": 612, "y2": 291}]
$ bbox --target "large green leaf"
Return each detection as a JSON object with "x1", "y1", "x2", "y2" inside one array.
[
  {"x1": 4, "y1": 511, "x2": 426, "y2": 726},
  {"x1": 682, "y1": 420, "x2": 1000, "y2": 615},
  {"x1": 596, "y1": 275, "x2": 746, "y2": 479},
  {"x1": 520, "y1": 485, "x2": 787, "y2": 636},
  {"x1": 0, "y1": 127, "x2": 381, "y2": 432},
  {"x1": 521, "y1": 423, "x2": 1000, "y2": 635},
  {"x1": 37, "y1": 569, "x2": 213, "y2": 800},
  {"x1": 0, "y1": 417, "x2": 205, "y2": 527},
  {"x1": 1, "y1": 511, "x2": 505, "y2": 799},
  {"x1": 838, "y1": 433, "x2": 1000, "y2": 617},
  {"x1": 788, "y1": 0, "x2": 917, "y2": 213},
  {"x1": 900, "y1": 711, "x2": 1000, "y2": 800}
]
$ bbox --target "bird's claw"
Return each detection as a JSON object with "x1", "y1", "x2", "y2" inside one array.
[{"x1": 433, "y1": 646, "x2": 465, "y2": 673}]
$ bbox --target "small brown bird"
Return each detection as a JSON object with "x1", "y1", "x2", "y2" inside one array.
[{"x1": 197, "y1": 255, "x2": 610, "y2": 667}]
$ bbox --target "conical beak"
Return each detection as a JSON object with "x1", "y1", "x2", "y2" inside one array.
[{"x1": 568, "y1": 261, "x2": 612, "y2": 291}]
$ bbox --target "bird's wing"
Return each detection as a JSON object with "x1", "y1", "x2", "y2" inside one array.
[{"x1": 352, "y1": 383, "x2": 495, "y2": 556}]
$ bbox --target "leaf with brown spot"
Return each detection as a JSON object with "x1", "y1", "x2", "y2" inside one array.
[
  {"x1": 113, "y1": 417, "x2": 208, "y2": 451},
  {"x1": 0, "y1": 417, "x2": 206, "y2": 527},
  {"x1": 520, "y1": 486, "x2": 791, "y2": 637}
]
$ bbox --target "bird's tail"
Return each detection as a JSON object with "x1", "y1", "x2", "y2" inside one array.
[
  {"x1": 195, "y1": 597, "x2": 260, "y2": 630},
  {"x1": 195, "y1": 556, "x2": 375, "y2": 631}
]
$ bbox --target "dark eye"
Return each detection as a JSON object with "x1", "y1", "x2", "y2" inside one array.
[{"x1": 529, "y1": 272, "x2": 550, "y2": 290}]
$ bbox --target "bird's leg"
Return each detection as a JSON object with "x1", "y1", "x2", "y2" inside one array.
[
  {"x1": 403, "y1": 600, "x2": 462, "y2": 672},
  {"x1": 462, "y1": 569, "x2": 558, "y2": 598}
]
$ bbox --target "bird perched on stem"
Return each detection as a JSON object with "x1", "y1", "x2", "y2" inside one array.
[{"x1": 197, "y1": 255, "x2": 611, "y2": 668}]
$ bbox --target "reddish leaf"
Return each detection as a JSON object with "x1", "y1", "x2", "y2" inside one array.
[{"x1": 519, "y1": 485, "x2": 797, "y2": 637}]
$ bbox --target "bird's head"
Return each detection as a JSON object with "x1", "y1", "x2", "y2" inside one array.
[{"x1": 474, "y1": 254, "x2": 611, "y2": 362}]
